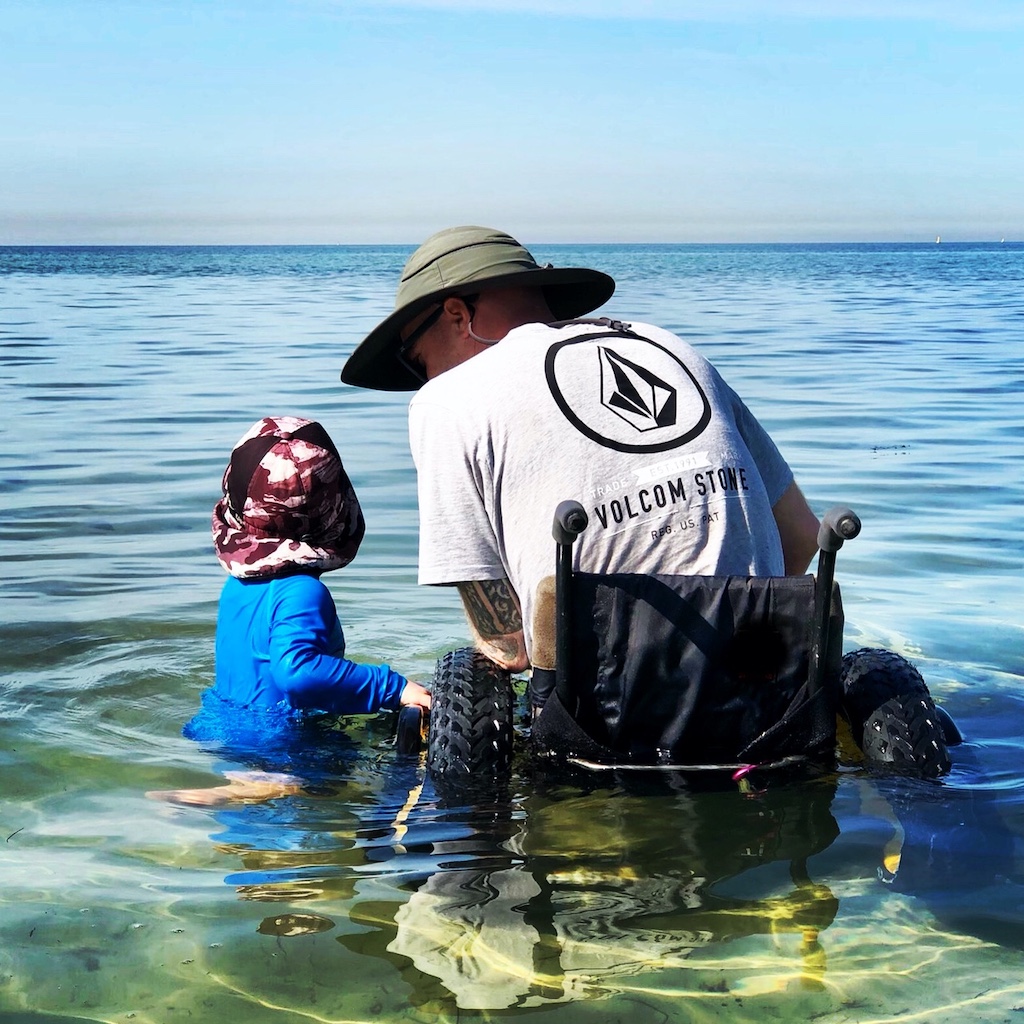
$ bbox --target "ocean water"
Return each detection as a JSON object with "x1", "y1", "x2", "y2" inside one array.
[{"x1": 1, "y1": 242, "x2": 1022, "y2": 1023}]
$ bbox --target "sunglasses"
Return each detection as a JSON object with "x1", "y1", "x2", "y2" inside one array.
[{"x1": 396, "y1": 295, "x2": 478, "y2": 383}]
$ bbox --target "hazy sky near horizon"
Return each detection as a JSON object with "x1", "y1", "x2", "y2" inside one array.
[{"x1": 3, "y1": 0, "x2": 1022, "y2": 244}]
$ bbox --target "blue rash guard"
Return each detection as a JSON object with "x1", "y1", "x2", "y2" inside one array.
[{"x1": 189, "y1": 573, "x2": 406, "y2": 739}]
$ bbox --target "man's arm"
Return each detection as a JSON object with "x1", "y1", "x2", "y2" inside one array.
[
  {"x1": 456, "y1": 578, "x2": 529, "y2": 672},
  {"x1": 772, "y1": 480, "x2": 821, "y2": 575}
]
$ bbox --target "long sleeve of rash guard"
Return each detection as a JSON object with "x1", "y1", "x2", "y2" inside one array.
[{"x1": 265, "y1": 574, "x2": 406, "y2": 715}]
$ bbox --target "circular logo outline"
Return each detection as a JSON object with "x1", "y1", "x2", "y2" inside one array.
[{"x1": 545, "y1": 331, "x2": 712, "y2": 453}]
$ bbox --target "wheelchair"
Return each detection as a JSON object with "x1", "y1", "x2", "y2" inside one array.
[{"x1": 401, "y1": 501, "x2": 960, "y2": 786}]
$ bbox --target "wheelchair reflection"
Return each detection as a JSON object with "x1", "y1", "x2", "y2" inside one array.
[
  {"x1": 157, "y1": 716, "x2": 1024, "y2": 1011},
  {"x1": 343, "y1": 776, "x2": 842, "y2": 1009}
]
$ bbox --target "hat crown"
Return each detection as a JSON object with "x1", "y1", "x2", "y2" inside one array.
[
  {"x1": 340, "y1": 224, "x2": 616, "y2": 391},
  {"x1": 212, "y1": 416, "x2": 365, "y2": 579},
  {"x1": 395, "y1": 225, "x2": 539, "y2": 309},
  {"x1": 227, "y1": 418, "x2": 339, "y2": 524}
]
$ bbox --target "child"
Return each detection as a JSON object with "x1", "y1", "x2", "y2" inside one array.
[{"x1": 184, "y1": 415, "x2": 430, "y2": 751}]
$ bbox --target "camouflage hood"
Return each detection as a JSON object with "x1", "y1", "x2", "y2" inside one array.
[{"x1": 212, "y1": 416, "x2": 365, "y2": 580}]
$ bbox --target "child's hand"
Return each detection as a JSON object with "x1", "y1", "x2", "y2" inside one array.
[{"x1": 400, "y1": 680, "x2": 432, "y2": 710}]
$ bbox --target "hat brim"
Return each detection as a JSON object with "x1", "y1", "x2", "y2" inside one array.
[
  {"x1": 212, "y1": 497, "x2": 365, "y2": 580},
  {"x1": 341, "y1": 266, "x2": 615, "y2": 391}
]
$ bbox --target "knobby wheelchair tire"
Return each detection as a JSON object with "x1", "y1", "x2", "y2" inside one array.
[
  {"x1": 426, "y1": 648, "x2": 514, "y2": 778},
  {"x1": 840, "y1": 647, "x2": 951, "y2": 778}
]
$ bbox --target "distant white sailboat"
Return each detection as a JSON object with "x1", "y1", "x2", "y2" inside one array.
[{"x1": 935, "y1": 235, "x2": 941, "y2": 243}]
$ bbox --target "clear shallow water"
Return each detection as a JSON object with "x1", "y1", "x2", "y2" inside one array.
[{"x1": 1, "y1": 242, "x2": 1022, "y2": 1022}]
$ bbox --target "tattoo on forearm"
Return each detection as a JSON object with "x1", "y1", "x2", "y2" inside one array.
[
  {"x1": 486, "y1": 635, "x2": 525, "y2": 663},
  {"x1": 459, "y1": 579, "x2": 523, "y2": 638}
]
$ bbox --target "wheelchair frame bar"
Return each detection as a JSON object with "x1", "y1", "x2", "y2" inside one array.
[{"x1": 552, "y1": 500, "x2": 590, "y2": 714}]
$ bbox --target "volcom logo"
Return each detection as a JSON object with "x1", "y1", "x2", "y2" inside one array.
[
  {"x1": 600, "y1": 347, "x2": 677, "y2": 431},
  {"x1": 545, "y1": 329, "x2": 712, "y2": 454}
]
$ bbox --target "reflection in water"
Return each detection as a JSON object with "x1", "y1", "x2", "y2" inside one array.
[
  {"x1": 185, "y1": 741, "x2": 842, "y2": 1010},
  {"x1": 856, "y1": 747, "x2": 1024, "y2": 950},
  {"x1": 378, "y1": 777, "x2": 841, "y2": 1009},
  {"x1": 171, "y1": 733, "x2": 1024, "y2": 1013}
]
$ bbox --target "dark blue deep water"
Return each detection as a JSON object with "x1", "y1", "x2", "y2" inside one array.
[{"x1": 1, "y1": 243, "x2": 1022, "y2": 1021}]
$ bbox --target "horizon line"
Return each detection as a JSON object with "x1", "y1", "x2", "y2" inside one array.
[{"x1": 1, "y1": 238, "x2": 1019, "y2": 248}]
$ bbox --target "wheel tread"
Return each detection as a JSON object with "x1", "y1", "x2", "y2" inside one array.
[
  {"x1": 427, "y1": 648, "x2": 513, "y2": 777},
  {"x1": 841, "y1": 647, "x2": 951, "y2": 777}
]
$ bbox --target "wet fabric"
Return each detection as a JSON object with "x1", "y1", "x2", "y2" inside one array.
[
  {"x1": 182, "y1": 688, "x2": 362, "y2": 781},
  {"x1": 185, "y1": 572, "x2": 407, "y2": 747}
]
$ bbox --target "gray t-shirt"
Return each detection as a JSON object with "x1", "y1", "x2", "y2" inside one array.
[{"x1": 409, "y1": 319, "x2": 794, "y2": 657}]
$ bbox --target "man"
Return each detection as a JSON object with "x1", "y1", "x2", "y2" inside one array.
[{"x1": 342, "y1": 226, "x2": 820, "y2": 675}]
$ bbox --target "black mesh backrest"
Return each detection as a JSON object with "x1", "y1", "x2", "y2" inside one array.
[{"x1": 562, "y1": 573, "x2": 842, "y2": 764}]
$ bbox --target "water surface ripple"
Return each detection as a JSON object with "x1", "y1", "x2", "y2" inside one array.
[{"x1": 1, "y1": 243, "x2": 1022, "y2": 1022}]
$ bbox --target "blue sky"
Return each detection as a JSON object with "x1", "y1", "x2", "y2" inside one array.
[{"x1": 3, "y1": 0, "x2": 1022, "y2": 243}]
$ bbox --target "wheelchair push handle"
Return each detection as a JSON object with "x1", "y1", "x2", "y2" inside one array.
[
  {"x1": 552, "y1": 500, "x2": 588, "y2": 715},
  {"x1": 553, "y1": 500, "x2": 589, "y2": 545},
  {"x1": 818, "y1": 505, "x2": 861, "y2": 553}
]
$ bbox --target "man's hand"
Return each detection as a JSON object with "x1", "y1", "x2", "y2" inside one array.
[{"x1": 457, "y1": 578, "x2": 529, "y2": 672}]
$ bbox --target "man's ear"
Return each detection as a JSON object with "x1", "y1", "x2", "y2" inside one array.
[{"x1": 443, "y1": 295, "x2": 473, "y2": 332}]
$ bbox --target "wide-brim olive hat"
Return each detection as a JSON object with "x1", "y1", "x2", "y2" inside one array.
[{"x1": 341, "y1": 225, "x2": 615, "y2": 391}]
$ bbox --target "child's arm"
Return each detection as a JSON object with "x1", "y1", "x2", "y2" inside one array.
[{"x1": 268, "y1": 575, "x2": 410, "y2": 715}]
